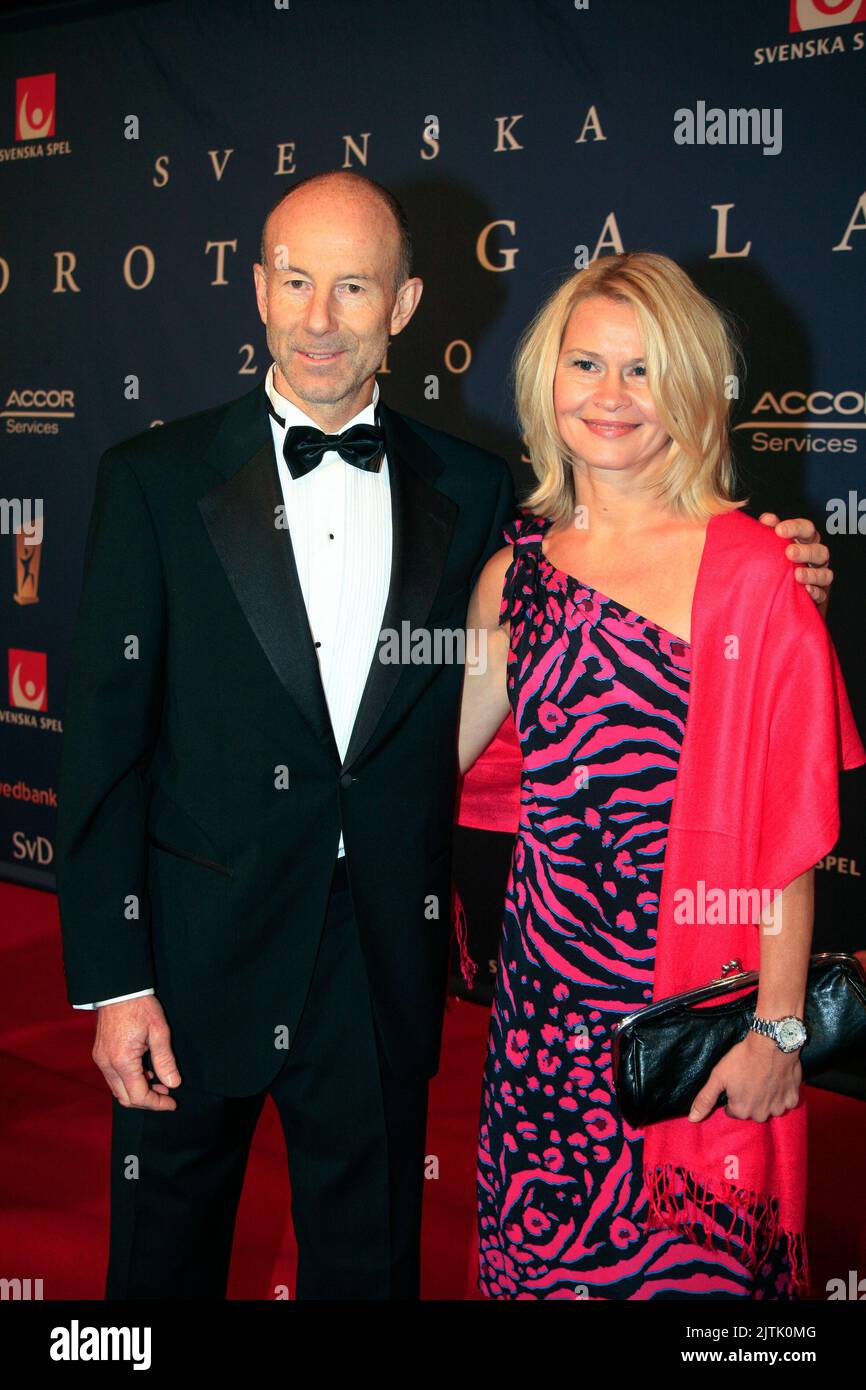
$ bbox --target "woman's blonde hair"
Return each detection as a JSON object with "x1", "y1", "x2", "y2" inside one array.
[{"x1": 513, "y1": 252, "x2": 748, "y2": 525}]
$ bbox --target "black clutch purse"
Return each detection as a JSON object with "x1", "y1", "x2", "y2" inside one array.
[{"x1": 611, "y1": 951, "x2": 866, "y2": 1128}]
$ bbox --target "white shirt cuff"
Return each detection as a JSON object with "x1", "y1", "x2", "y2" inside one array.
[{"x1": 72, "y1": 987, "x2": 156, "y2": 1010}]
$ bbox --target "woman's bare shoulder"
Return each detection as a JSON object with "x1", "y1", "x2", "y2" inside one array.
[{"x1": 472, "y1": 544, "x2": 513, "y2": 627}]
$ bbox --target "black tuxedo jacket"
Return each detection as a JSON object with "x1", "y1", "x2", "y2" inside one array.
[{"x1": 56, "y1": 378, "x2": 515, "y2": 1095}]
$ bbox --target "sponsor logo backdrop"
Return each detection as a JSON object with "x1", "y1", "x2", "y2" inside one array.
[{"x1": 1, "y1": 0, "x2": 863, "y2": 955}]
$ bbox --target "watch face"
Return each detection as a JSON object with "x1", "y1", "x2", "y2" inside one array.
[{"x1": 778, "y1": 1018, "x2": 806, "y2": 1050}]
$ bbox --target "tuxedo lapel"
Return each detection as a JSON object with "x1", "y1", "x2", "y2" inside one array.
[
  {"x1": 197, "y1": 381, "x2": 341, "y2": 762},
  {"x1": 341, "y1": 400, "x2": 458, "y2": 772},
  {"x1": 196, "y1": 381, "x2": 458, "y2": 773}
]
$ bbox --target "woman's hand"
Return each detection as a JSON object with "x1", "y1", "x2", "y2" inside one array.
[{"x1": 687, "y1": 1031, "x2": 803, "y2": 1124}]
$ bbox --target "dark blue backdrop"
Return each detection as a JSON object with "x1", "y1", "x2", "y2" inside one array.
[{"x1": 1, "y1": 0, "x2": 864, "y2": 953}]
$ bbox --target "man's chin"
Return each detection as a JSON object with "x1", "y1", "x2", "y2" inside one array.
[
  {"x1": 286, "y1": 380, "x2": 353, "y2": 408},
  {"x1": 278, "y1": 363, "x2": 370, "y2": 410}
]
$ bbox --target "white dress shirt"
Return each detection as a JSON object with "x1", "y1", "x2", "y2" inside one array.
[{"x1": 73, "y1": 363, "x2": 392, "y2": 1009}]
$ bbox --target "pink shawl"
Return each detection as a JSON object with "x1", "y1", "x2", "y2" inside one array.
[
  {"x1": 457, "y1": 507, "x2": 865, "y2": 1292},
  {"x1": 642, "y1": 507, "x2": 864, "y2": 1294}
]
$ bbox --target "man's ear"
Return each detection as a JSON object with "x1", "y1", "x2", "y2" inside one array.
[
  {"x1": 252, "y1": 264, "x2": 268, "y2": 325},
  {"x1": 390, "y1": 277, "x2": 424, "y2": 336}
]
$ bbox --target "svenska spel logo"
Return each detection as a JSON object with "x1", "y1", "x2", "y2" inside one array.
[
  {"x1": 15, "y1": 73, "x2": 55, "y2": 141},
  {"x1": 790, "y1": 0, "x2": 866, "y2": 30},
  {"x1": 8, "y1": 649, "x2": 47, "y2": 712}
]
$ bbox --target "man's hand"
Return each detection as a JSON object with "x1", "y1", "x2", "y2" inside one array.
[
  {"x1": 759, "y1": 513, "x2": 832, "y2": 613},
  {"x1": 92, "y1": 995, "x2": 182, "y2": 1110},
  {"x1": 687, "y1": 1032, "x2": 802, "y2": 1124}
]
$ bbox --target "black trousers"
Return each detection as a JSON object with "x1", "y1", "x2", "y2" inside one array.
[{"x1": 104, "y1": 857, "x2": 430, "y2": 1300}]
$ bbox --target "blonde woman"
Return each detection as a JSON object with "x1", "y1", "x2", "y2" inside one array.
[{"x1": 459, "y1": 253, "x2": 864, "y2": 1300}]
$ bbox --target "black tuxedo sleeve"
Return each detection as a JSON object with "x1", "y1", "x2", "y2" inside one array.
[
  {"x1": 55, "y1": 448, "x2": 165, "y2": 1005},
  {"x1": 469, "y1": 460, "x2": 516, "y2": 593}
]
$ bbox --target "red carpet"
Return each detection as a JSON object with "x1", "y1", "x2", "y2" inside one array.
[{"x1": 2, "y1": 880, "x2": 864, "y2": 1300}]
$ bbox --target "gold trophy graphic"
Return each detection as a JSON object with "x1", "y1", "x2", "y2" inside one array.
[{"x1": 14, "y1": 527, "x2": 41, "y2": 605}]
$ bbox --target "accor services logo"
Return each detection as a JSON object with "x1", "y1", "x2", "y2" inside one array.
[
  {"x1": 2, "y1": 388, "x2": 75, "y2": 436},
  {"x1": 734, "y1": 387, "x2": 864, "y2": 455}
]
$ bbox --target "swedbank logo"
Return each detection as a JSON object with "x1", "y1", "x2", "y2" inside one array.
[
  {"x1": 2, "y1": 388, "x2": 75, "y2": 436},
  {"x1": 733, "y1": 389, "x2": 863, "y2": 455}
]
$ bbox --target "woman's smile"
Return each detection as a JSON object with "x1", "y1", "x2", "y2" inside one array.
[{"x1": 579, "y1": 417, "x2": 640, "y2": 438}]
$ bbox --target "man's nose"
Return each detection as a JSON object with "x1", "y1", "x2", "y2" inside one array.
[{"x1": 302, "y1": 289, "x2": 337, "y2": 335}]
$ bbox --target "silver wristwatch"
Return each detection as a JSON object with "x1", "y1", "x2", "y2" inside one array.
[{"x1": 748, "y1": 1013, "x2": 808, "y2": 1053}]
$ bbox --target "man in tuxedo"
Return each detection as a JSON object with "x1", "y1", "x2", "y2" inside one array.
[{"x1": 55, "y1": 169, "x2": 833, "y2": 1301}]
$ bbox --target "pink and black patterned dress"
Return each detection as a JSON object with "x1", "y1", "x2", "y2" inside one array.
[{"x1": 476, "y1": 512, "x2": 797, "y2": 1300}]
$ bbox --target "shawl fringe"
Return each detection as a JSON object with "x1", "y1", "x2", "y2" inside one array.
[
  {"x1": 644, "y1": 1162, "x2": 809, "y2": 1298},
  {"x1": 451, "y1": 884, "x2": 477, "y2": 993}
]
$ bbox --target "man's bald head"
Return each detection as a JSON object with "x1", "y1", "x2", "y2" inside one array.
[
  {"x1": 259, "y1": 170, "x2": 413, "y2": 294},
  {"x1": 252, "y1": 167, "x2": 424, "y2": 431}
]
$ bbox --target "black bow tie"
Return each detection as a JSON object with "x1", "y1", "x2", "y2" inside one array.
[
  {"x1": 267, "y1": 394, "x2": 385, "y2": 480},
  {"x1": 283, "y1": 422, "x2": 385, "y2": 480}
]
